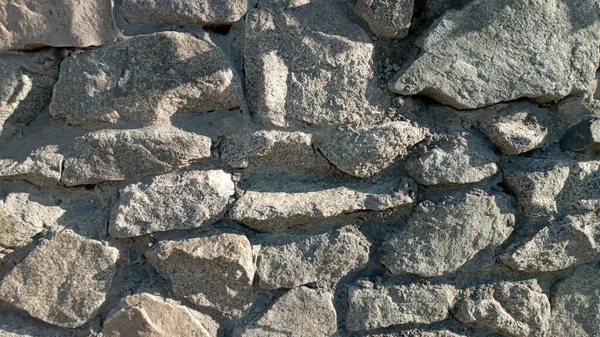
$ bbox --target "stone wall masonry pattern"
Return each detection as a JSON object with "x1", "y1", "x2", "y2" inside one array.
[{"x1": 1, "y1": 0, "x2": 600, "y2": 336}]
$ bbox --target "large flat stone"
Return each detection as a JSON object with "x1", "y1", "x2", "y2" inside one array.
[
  {"x1": 0, "y1": 230, "x2": 118, "y2": 328},
  {"x1": 0, "y1": 150, "x2": 63, "y2": 187},
  {"x1": 390, "y1": 0, "x2": 600, "y2": 109},
  {"x1": 50, "y1": 31, "x2": 243, "y2": 126},
  {"x1": 121, "y1": 0, "x2": 247, "y2": 26}
]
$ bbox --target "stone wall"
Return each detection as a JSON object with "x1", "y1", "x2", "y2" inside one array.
[{"x1": 1, "y1": 0, "x2": 600, "y2": 336}]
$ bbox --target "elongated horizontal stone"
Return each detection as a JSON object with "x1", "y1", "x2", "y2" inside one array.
[{"x1": 121, "y1": 0, "x2": 247, "y2": 26}]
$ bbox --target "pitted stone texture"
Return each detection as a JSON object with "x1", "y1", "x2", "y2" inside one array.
[
  {"x1": 560, "y1": 160, "x2": 600, "y2": 214},
  {"x1": 0, "y1": 0, "x2": 117, "y2": 52},
  {"x1": 0, "y1": 150, "x2": 63, "y2": 186},
  {"x1": 61, "y1": 126, "x2": 212, "y2": 186},
  {"x1": 381, "y1": 189, "x2": 515, "y2": 277},
  {"x1": 455, "y1": 281, "x2": 551, "y2": 337},
  {"x1": 121, "y1": 0, "x2": 247, "y2": 26},
  {"x1": 257, "y1": 225, "x2": 370, "y2": 289},
  {"x1": 241, "y1": 287, "x2": 337, "y2": 337},
  {"x1": 389, "y1": 0, "x2": 600, "y2": 109},
  {"x1": 560, "y1": 117, "x2": 600, "y2": 153},
  {"x1": 549, "y1": 264, "x2": 600, "y2": 337},
  {"x1": 346, "y1": 281, "x2": 457, "y2": 331},
  {"x1": 404, "y1": 131, "x2": 499, "y2": 185},
  {"x1": 220, "y1": 130, "x2": 330, "y2": 174},
  {"x1": 50, "y1": 31, "x2": 243, "y2": 126},
  {"x1": 0, "y1": 230, "x2": 118, "y2": 328},
  {"x1": 109, "y1": 170, "x2": 234, "y2": 238},
  {"x1": 501, "y1": 213, "x2": 600, "y2": 272},
  {"x1": 102, "y1": 293, "x2": 219, "y2": 337},
  {"x1": 366, "y1": 331, "x2": 467, "y2": 337},
  {"x1": 354, "y1": 0, "x2": 413, "y2": 39},
  {"x1": 245, "y1": 1, "x2": 389, "y2": 127},
  {"x1": 229, "y1": 176, "x2": 416, "y2": 231},
  {"x1": 0, "y1": 63, "x2": 55, "y2": 139},
  {"x1": 502, "y1": 158, "x2": 570, "y2": 220},
  {"x1": 0, "y1": 313, "x2": 70, "y2": 337},
  {"x1": 146, "y1": 233, "x2": 254, "y2": 318},
  {"x1": 318, "y1": 121, "x2": 428, "y2": 178}
]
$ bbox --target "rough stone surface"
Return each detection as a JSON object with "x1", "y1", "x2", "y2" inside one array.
[
  {"x1": 0, "y1": 0, "x2": 117, "y2": 52},
  {"x1": 102, "y1": 293, "x2": 219, "y2": 337},
  {"x1": 560, "y1": 160, "x2": 600, "y2": 214},
  {"x1": 390, "y1": 0, "x2": 600, "y2": 109},
  {"x1": 240, "y1": 287, "x2": 337, "y2": 337},
  {"x1": 560, "y1": 117, "x2": 600, "y2": 153},
  {"x1": 257, "y1": 225, "x2": 370, "y2": 289},
  {"x1": 549, "y1": 264, "x2": 600, "y2": 337},
  {"x1": 245, "y1": 0, "x2": 389, "y2": 127},
  {"x1": 318, "y1": 121, "x2": 428, "y2": 178},
  {"x1": 455, "y1": 281, "x2": 551, "y2": 337},
  {"x1": 380, "y1": 190, "x2": 515, "y2": 276},
  {"x1": 109, "y1": 170, "x2": 235, "y2": 238},
  {"x1": 346, "y1": 281, "x2": 457, "y2": 331},
  {"x1": 145, "y1": 232, "x2": 254, "y2": 317},
  {"x1": 61, "y1": 126, "x2": 212, "y2": 186},
  {"x1": 229, "y1": 176, "x2": 416, "y2": 230},
  {"x1": 50, "y1": 31, "x2": 243, "y2": 126},
  {"x1": 501, "y1": 213, "x2": 600, "y2": 272},
  {"x1": 0, "y1": 230, "x2": 118, "y2": 328},
  {"x1": 502, "y1": 158, "x2": 570, "y2": 220},
  {"x1": 0, "y1": 150, "x2": 62, "y2": 186},
  {"x1": 121, "y1": 0, "x2": 247, "y2": 26},
  {"x1": 404, "y1": 131, "x2": 499, "y2": 185},
  {"x1": 354, "y1": 0, "x2": 414, "y2": 39}
]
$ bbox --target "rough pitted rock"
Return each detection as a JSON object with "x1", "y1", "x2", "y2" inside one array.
[
  {"x1": 0, "y1": 0, "x2": 117, "y2": 52},
  {"x1": 0, "y1": 150, "x2": 62, "y2": 186},
  {"x1": 61, "y1": 126, "x2": 212, "y2": 186},
  {"x1": 121, "y1": 0, "x2": 247, "y2": 26},
  {"x1": 459, "y1": 102, "x2": 553, "y2": 155},
  {"x1": 404, "y1": 131, "x2": 499, "y2": 185},
  {"x1": 501, "y1": 213, "x2": 600, "y2": 272},
  {"x1": 380, "y1": 189, "x2": 515, "y2": 276},
  {"x1": 502, "y1": 158, "x2": 570, "y2": 220},
  {"x1": 50, "y1": 31, "x2": 243, "y2": 126},
  {"x1": 0, "y1": 201, "x2": 41, "y2": 257},
  {"x1": 346, "y1": 281, "x2": 457, "y2": 331},
  {"x1": 102, "y1": 293, "x2": 219, "y2": 337},
  {"x1": 245, "y1": 0, "x2": 389, "y2": 127},
  {"x1": 560, "y1": 160, "x2": 600, "y2": 213},
  {"x1": 241, "y1": 287, "x2": 337, "y2": 337},
  {"x1": 0, "y1": 312, "x2": 70, "y2": 337},
  {"x1": 455, "y1": 281, "x2": 551, "y2": 337},
  {"x1": 0, "y1": 230, "x2": 118, "y2": 328},
  {"x1": 354, "y1": 0, "x2": 414, "y2": 39},
  {"x1": 389, "y1": 0, "x2": 600, "y2": 109},
  {"x1": 367, "y1": 331, "x2": 467, "y2": 337},
  {"x1": 220, "y1": 129, "x2": 330, "y2": 174},
  {"x1": 318, "y1": 121, "x2": 428, "y2": 178},
  {"x1": 146, "y1": 233, "x2": 254, "y2": 317},
  {"x1": 549, "y1": 264, "x2": 600, "y2": 336},
  {"x1": 229, "y1": 176, "x2": 416, "y2": 231},
  {"x1": 0, "y1": 63, "x2": 55, "y2": 139},
  {"x1": 109, "y1": 170, "x2": 235, "y2": 238},
  {"x1": 560, "y1": 117, "x2": 600, "y2": 153},
  {"x1": 257, "y1": 225, "x2": 370, "y2": 289}
]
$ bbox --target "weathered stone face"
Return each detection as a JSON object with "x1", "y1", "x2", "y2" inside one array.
[
  {"x1": 354, "y1": 0, "x2": 414, "y2": 39},
  {"x1": 121, "y1": 0, "x2": 247, "y2": 26}
]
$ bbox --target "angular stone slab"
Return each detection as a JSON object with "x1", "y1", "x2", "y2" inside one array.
[
  {"x1": 109, "y1": 170, "x2": 235, "y2": 238},
  {"x1": 121, "y1": 0, "x2": 247, "y2": 26},
  {"x1": 346, "y1": 281, "x2": 457, "y2": 331},
  {"x1": 501, "y1": 213, "x2": 600, "y2": 272},
  {"x1": 245, "y1": 1, "x2": 389, "y2": 127},
  {"x1": 0, "y1": 150, "x2": 63, "y2": 187},
  {"x1": 229, "y1": 176, "x2": 416, "y2": 231},
  {"x1": 354, "y1": 0, "x2": 413, "y2": 39},
  {"x1": 0, "y1": 0, "x2": 117, "y2": 52},
  {"x1": 455, "y1": 280, "x2": 551, "y2": 337},
  {"x1": 380, "y1": 189, "x2": 515, "y2": 276},
  {"x1": 61, "y1": 125, "x2": 212, "y2": 186},
  {"x1": 318, "y1": 121, "x2": 428, "y2": 178},
  {"x1": 257, "y1": 225, "x2": 370, "y2": 289},
  {"x1": 0, "y1": 230, "x2": 118, "y2": 328},
  {"x1": 102, "y1": 293, "x2": 219, "y2": 337},
  {"x1": 390, "y1": 0, "x2": 600, "y2": 109},
  {"x1": 560, "y1": 117, "x2": 600, "y2": 153},
  {"x1": 146, "y1": 232, "x2": 255, "y2": 317},
  {"x1": 240, "y1": 287, "x2": 337, "y2": 337},
  {"x1": 50, "y1": 31, "x2": 243, "y2": 126}
]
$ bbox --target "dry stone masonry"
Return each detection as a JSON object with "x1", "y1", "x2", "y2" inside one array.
[{"x1": 0, "y1": 0, "x2": 600, "y2": 336}]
